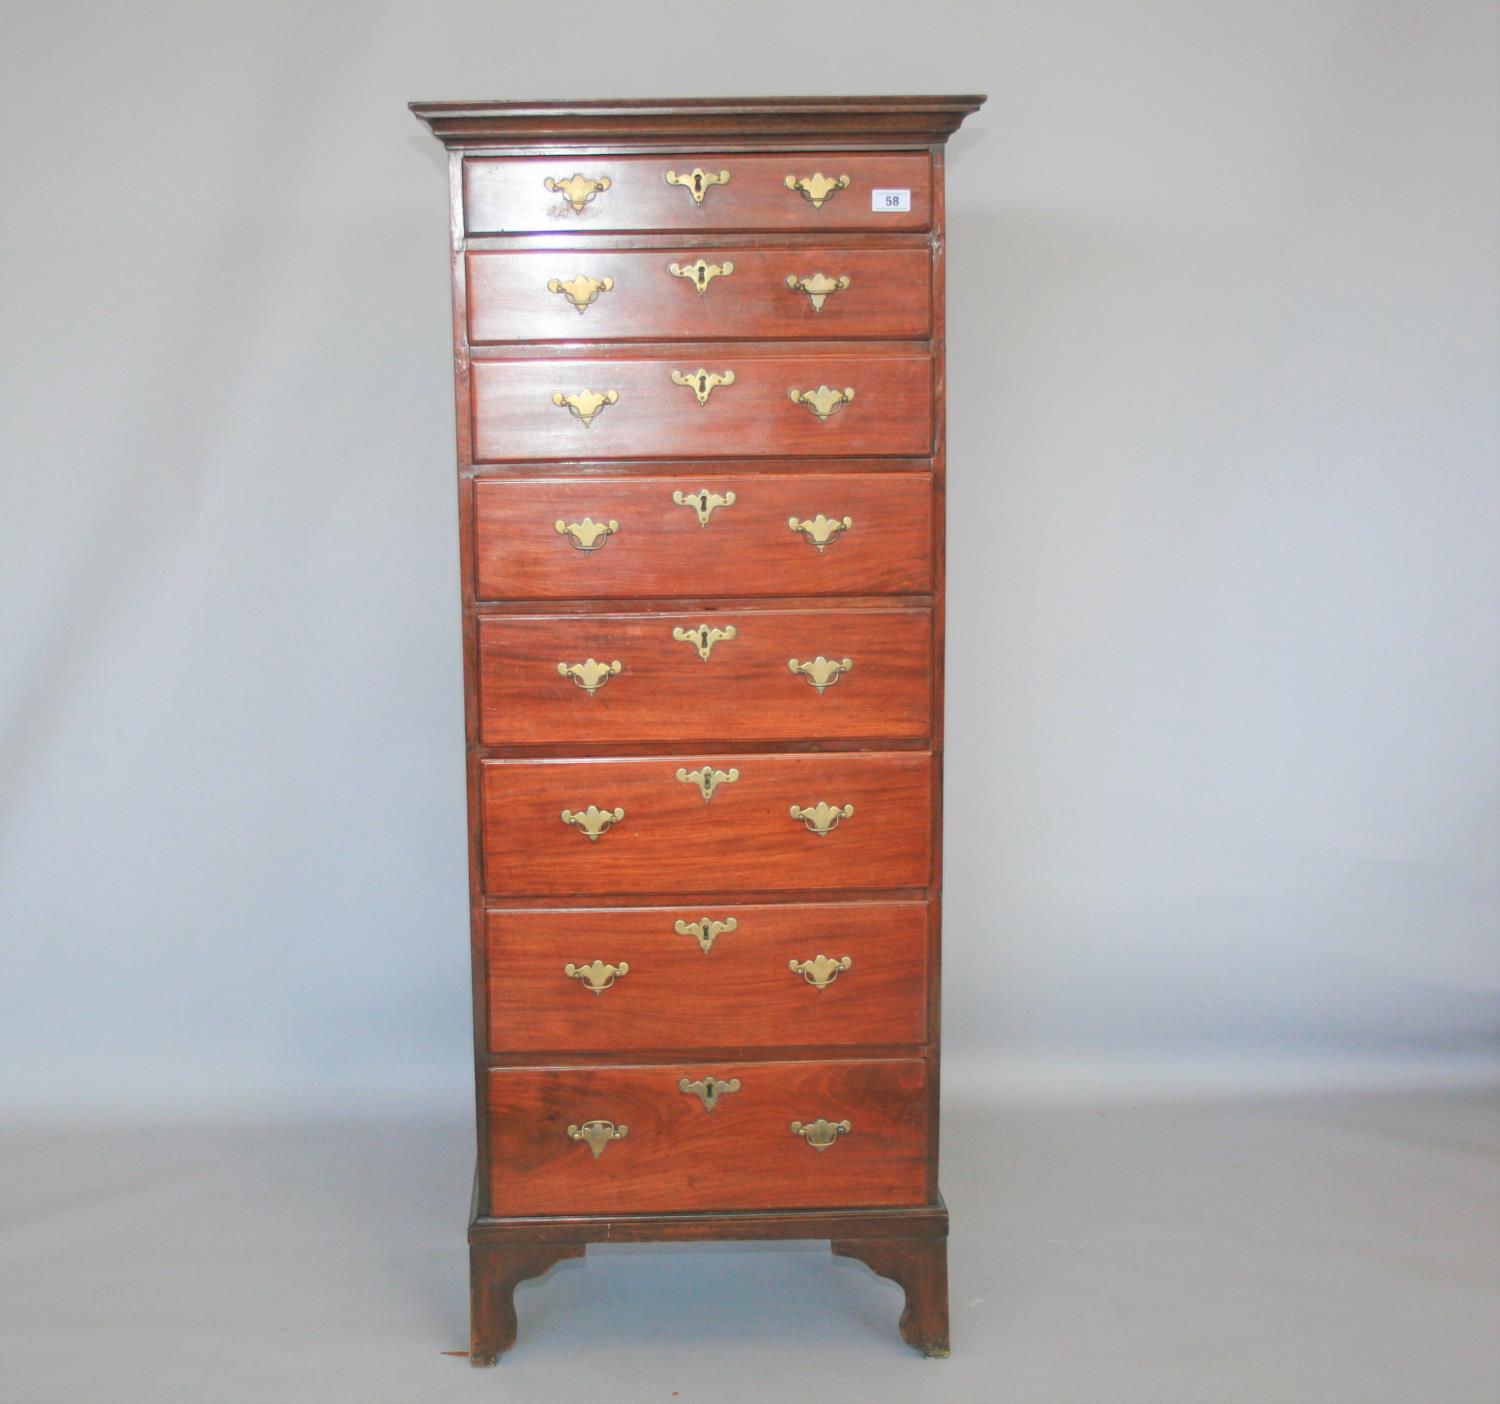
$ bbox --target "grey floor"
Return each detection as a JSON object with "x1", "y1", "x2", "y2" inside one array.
[{"x1": 2, "y1": 1087, "x2": 1497, "y2": 1404}]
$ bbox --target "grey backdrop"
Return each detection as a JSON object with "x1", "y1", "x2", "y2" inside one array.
[{"x1": 1, "y1": 0, "x2": 1496, "y2": 1120}]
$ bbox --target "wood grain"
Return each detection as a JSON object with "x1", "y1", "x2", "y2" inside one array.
[
  {"x1": 479, "y1": 751, "x2": 934, "y2": 897},
  {"x1": 477, "y1": 607, "x2": 932, "y2": 746},
  {"x1": 462, "y1": 153, "x2": 931, "y2": 234},
  {"x1": 467, "y1": 246, "x2": 931, "y2": 344},
  {"x1": 473, "y1": 473, "x2": 933, "y2": 601},
  {"x1": 470, "y1": 352, "x2": 933, "y2": 462},
  {"x1": 485, "y1": 901, "x2": 928, "y2": 1052},
  {"x1": 486, "y1": 1058, "x2": 928, "y2": 1214}
]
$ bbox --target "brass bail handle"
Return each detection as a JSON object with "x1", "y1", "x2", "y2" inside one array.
[{"x1": 545, "y1": 173, "x2": 611, "y2": 213}]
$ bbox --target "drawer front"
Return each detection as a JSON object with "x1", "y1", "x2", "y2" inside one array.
[
  {"x1": 467, "y1": 247, "x2": 931, "y2": 343},
  {"x1": 471, "y1": 354, "x2": 933, "y2": 461},
  {"x1": 464, "y1": 153, "x2": 931, "y2": 234},
  {"x1": 486, "y1": 1058, "x2": 929, "y2": 1214},
  {"x1": 474, "y1": 473, "x2": 933, "y2": 601},
  {"x1": 480, "y1": 752, "x2": 933, "y2": 897},
  {"x1": 479, "y1": 608, "x2": 932, "y2": 746},
  {"x1": 486, "y1": 902, "x2": 928, "y2": 1053}
]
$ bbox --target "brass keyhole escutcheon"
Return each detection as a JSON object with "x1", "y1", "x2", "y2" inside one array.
[
  {"x1": 665, "y1": 167, "x2": 730, "y2": 206},
  {"x1": 670, "y1": 368, "x2": 735, "y2": 405},
  {"x1": 672, "y1": 623, "x2": 737, "y2": 662},
  {"x1": 678, "y1": 1076, "x2": 741, "y2": 1112},
  {"x1": 675, "y1": 765, "x2": 740, "y2": 803},
  {"x1": 672, "y1": 488, "x2": 736, "y2": 527},
  {"x1": 674, "y1": 916, "x2": 737, "y2": 953},
  {"x1": 668, "y1": 258, "x2": 734, "y2": 294}
]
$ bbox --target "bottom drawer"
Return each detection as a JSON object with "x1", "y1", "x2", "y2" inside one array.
[{"x1": 486, "y1": 1059, "x2": 929, "y2": 1215}]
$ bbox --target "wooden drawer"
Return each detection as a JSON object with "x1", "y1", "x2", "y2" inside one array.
[
  {"x1": 473, "y1": 473, "x2": 933, "y2": 601},
  {"x1": 467, "y1": 247, "x2": 931, "y2": 343},
  {"x1": 480, "y1": 751, "x2": 933, "y2": 897},
  {"x1": 464, "y1": 153, "x2": 931, "y2": 234},
  {"x1": 478, "y1": 608, "x2": 932, "y2": 746},
  {"x1": 486, "y1": 1058, "x2": 929, "y2": 1214},
  {"x1": 471, "y1": 353, "x2": 933, "y2": 461},
  {"x1": 487, "y1": 902, "x2": 929, "y2": 1053}
]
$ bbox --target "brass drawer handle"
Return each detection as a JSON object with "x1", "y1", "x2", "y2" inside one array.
[
  {"x1": 670, "y1": 368, "x2": 735, "y2": 405},
  {"x1": 679, "y1": 1075, "x2": 741, "y2": 1112},
  {"x1": 790, "y1": 802, "x2": 853, "y2": 837},
  {"x1": 547, "y1": 273, "x2": 614, "y2": 312},
  {"x1": 552, "y1": 389, "x2": 619, "y2": 427},
  {"x1": 668, "y1": 258, "x2": 734, "y2": 294},
  {"x1": 565, "y1": 959, "x2": 629, "y2": 994},
  {"x1": 791, "y1": 1117, "x2": 851, "y2": 1151},
  {"x1": 567, "y1": 1120, "x2": 627, "y2": 1158},
  {"x1": 665, "y1": 167, "x2": 730, "y2": 205},
  {"x1": 560, "y1": 806, "x2": 624, "y2": 841},
  {"x1": 672, "y1": 488, "x2": 736, "y2": 526},
  {"x1": 676, "y1": 765, "x2": 740, "y2": 803},
  {"x1": 545, "y1": 173, "x2": 610, "y2": 213},
  {"x1": 673, "y1": 623, "x2": 736, "y2": 661},
  {"x1": 674, "y1": 915, "x2": 737, "y2": 953},
  {"x1": 557, "y1": 658, "x2": 622, "y2": 695},
  {"x1": 555, "y1": 517, "x2": 619, "y2": 552},
  {"x1": 788, "y1": 514, "x2": 852, "y2": 552},
  {"x1": 788, "y1": 656, "x2": 853, "y2": 694},
  {"x1": 789, "y1": 385, "x2": 854, "y2": 421},
  {"x1": 784, "y1": 172, "x2": 851, "y2": 209},
  {"x1": 790, "y1": 954, "x2": 852, "y2": 989},
  {"x1": 786, "y1": 272, "x2": 851, "y2": 311}
]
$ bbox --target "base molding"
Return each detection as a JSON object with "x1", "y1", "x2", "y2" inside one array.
[{"x1": 467, "y1": 1193, "x2": 949, "y2": 1363}]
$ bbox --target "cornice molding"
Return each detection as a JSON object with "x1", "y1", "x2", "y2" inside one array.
[{"x1": 410, "y1": 95, "x2": 985, "y2": 149}]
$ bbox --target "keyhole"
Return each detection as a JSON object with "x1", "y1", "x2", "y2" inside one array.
[
  {"x1": 693, "y1": 172, "x2": 703, "y2": 194},
  {"x1": 695, "y1": 267, "x2": 707, "y2": 289}
]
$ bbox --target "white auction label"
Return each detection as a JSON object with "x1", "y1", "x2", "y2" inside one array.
[{"x1": 871, "y1": 188, "x2": 912, "y2": 212}]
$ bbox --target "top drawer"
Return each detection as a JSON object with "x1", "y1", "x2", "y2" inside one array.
[{"x1": 463, "y1": 154, "x2": 932, "y2": 234}]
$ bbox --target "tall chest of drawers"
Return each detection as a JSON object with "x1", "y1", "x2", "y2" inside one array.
[{"x1": 410, "y1": 95, "x2": 984, "y2": 1362}]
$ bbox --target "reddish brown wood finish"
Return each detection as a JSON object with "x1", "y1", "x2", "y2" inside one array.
[
  {"x1": 473, "y1": 473, "x2": 934, "y2": 601},
  {"x1": 486, "y1": 901, "x2": 928, "y2": 1052},
  {"x1": 413, "y1": 93, "x2": 982, "y2": 1361},
  {"x1": 477, "y1": 608, "x2": 932, "y2": 746},
  {"x1": 832, "y1": 1237, "x2": 951, "y2": 1356},
  {"x1": 486, "y1": 1059, "x2": 928, "y2": 1215},
  {"x1": 463, "y1": 153, "x2": 932, "y2": 234},
  {"x1": 480, "y1": 751, "x2": 933, "y2": 897},
  {"x1": 471, "y1": 352, "x2": 933, "y2": 462},
  {"x1": 467, "y1": 247, "x2": 932, "y2": 343},
  {"x1": 469, "y1": 1242, "x2": 584, "y2": 1365}
]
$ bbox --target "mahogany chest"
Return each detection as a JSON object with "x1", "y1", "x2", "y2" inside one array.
[{"x1": 410, "y1": 94, "x2": 984, "y2": 1361}]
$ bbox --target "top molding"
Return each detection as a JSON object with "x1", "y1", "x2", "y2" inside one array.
[{"x1": 409, "y1": 95, "x2": 985, "y2": 149}]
